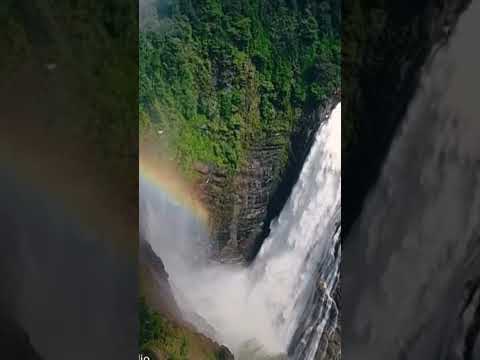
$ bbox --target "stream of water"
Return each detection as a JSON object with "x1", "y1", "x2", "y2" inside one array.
[{"x1": 141, "y1": 103, "x2": 341, "y2": 359}]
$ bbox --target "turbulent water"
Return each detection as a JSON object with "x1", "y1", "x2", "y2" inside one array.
[
  {"x1": 343, "y1": 3, "x2": 480, "y2": 359},
  {"x1": 141, "y1": 103, "x2": 341, "y2": 359}
]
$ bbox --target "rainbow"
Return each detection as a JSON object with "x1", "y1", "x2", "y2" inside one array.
[{"x1": 139, "y1": 153, "x2": 208, "y2": 223}]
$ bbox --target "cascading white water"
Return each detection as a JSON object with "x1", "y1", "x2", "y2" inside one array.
[
  {"x1": 343, "y1": 3, "x2": 480, "y2": 359},
  {"x1": 141, "y1": 103, "x2": 341, "y2": 359}
]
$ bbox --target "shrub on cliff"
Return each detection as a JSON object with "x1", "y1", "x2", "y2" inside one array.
[{"x1": 139, "y1": 0, "x2": 340, "y2": 176}]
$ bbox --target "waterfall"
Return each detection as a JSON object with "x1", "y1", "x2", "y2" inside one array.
[
  {"x1": 248, "y1": 102, "x2": 341, "y2": 359},
  {"x1": 343, "y1": 3, "x2": 480, "y2": 359},
  {"x1": 141, "y1": 103, "x2": 341, "y2": 359}
]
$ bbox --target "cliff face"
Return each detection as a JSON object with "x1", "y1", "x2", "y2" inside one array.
[
  {"x1": 316, "y1": 283, "x2": 341, "y2": 360},
  {"x1": 196, "y1": 133, "x2": 286, "y2": 263},
  {"x1": 139, "y1": 237, "x2": 181, "y2": 320},
  {"x1": 198, "y1": 95, "x2": 340, "y2": 263},
  {"x1": 139, "y1": 0, "x2": 340, "y2": 263},
  {"x1": 139, "y1": 238, "x2": 234, "y2": 360}
]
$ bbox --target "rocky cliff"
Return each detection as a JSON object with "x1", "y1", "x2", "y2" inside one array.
[
  {"x1": 198, "y1": 94, "x2": 340, "y2": 263},
  {"x1": 139, "y1": 0, "x2": 340, "y2": 264},
  {"x1": 139, "y1": 237, "x2": 181, "y2": 320},
  {"x1": 139, "y1": 237, "x2": 234, "y2": 360}
]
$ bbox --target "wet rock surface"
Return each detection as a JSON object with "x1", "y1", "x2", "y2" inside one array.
[
  {"x1": 140, "y1": 235, "x2": 235, "y2": 359},
  {"x1": 316, "y1": 284, "x2": 341, "y2": 360},
  {"x1": 216, "y1": 345, "x2": 235, "y2": 360},
  {"x1": 139, "y1": 236, "x2": 181, "y2": 320}
]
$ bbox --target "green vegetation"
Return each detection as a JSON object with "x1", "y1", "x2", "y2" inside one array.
[
  {"x1": 139, "y1": 298, "x2": 229, "y2": 360},
  {"x1": 140, "y1": 0, "x2": 340, "y2": 175},
  {"x1": 139, "y1": 298, "x2": 189, "y2": 359},
  {"x1": 138, "y1": 1, "x2": 340, "y2": 356}
]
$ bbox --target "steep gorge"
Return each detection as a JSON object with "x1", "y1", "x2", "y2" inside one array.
[
  {"x1": 139, "y1": 2, "x2": 341, "y2": 358},
  {"x1": 140, "y1": 103, "x2": 341, "y2": 360},
  {"x1": 198, "y1": 95, "x2": 340, "y2": 263},
  {"x1": 139, "y1": 0, "x2": 340, "y2": 263}
]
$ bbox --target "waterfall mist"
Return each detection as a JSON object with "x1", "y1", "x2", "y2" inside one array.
[{"x1": 141, "y1": 104, "x2": 341, "y2": 359}]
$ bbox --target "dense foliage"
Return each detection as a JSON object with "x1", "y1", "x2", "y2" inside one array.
[
  {"x1": 139, "y1": 298, "x2": 189, "y2": 359},
  {"x1": 140, "y1": 0, "x2": 340, "y2": 174}
]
